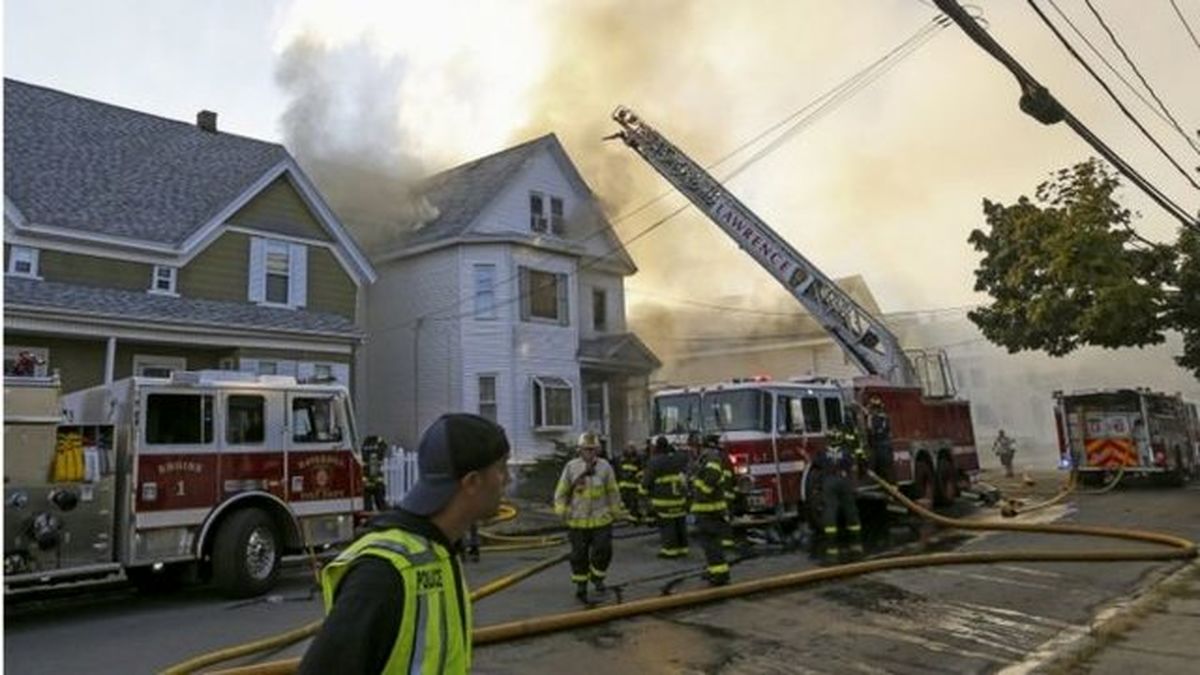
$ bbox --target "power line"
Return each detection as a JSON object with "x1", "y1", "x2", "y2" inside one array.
[
  {"x1": 1045, "y1": 0, "x2": 1200, "y2": 156},
  {"x1": 1080, "y1": 0, "x2": 1200, "y2": 158},
  {"x1": 1027, "y1": 0, "x2": 1200, "y2": 191},
  {"x1": 1169, "y1": 0, "x2": 1200, "y2": 55},
  {"x1": 378, "y1": 16, "x2": 951, "y2": 333},
  {"x1": 931, "y1": 0, "x2": 1198, "y2": 230}
]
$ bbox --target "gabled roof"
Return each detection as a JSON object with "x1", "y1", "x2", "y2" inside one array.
[
  {"x1": 4, "y1": 79, "x2": 286, "y2": 246},
  {"x1": 5, "y1": 277, "x2": 360, "y2": 338},
  {"x1": 579, "y1": 333, "x2": 662, "y2": 374},
  {"x1": 388, "y1": 134, "x2": 637, "y2": 274},
  {"x1": 403, "y1": 135, "x2": 551, "y2": 248}
]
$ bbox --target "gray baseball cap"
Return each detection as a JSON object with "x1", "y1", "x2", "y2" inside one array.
[{"x1": 401, "y1": 413, "x2": 510, "y2": 516}]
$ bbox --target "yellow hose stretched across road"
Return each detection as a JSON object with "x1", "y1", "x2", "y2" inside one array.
[{"x1": 205, "y1": 473, "x2": 1196, "y2": 675}]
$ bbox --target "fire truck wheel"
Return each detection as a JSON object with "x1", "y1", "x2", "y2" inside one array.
[
  {"x1": 214, "y1": 508, "x2": 281, "y2": 598},
  {"x1": 913, "y1": 457, "x2": 936, "y2": 507},
  {"x1": 934, "y1": 456, "x2": 959, "y2": 507}
]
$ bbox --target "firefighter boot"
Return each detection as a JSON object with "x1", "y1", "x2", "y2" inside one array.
[{"x1": 575, "y1": 582, "x2": 589, "y2": 603}]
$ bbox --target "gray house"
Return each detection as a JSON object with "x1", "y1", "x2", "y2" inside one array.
[
  {"x1": 3, "y1": 79, "x2": 375, "y2": 394},
  {"x1": 365, "y1": 134, "x2": 660, "y2": 462}
]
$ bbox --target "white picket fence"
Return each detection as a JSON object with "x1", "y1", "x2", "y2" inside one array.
[{"x1": 382, "y1": 447, "x2": 420, "y2": 507}]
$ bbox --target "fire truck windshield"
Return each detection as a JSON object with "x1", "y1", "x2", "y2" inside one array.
[
  {"x1": 654, "y1": 393, "x2": 700, "y2": 434},
  {"x1": 705, "y1": 390, "x2": 770, "y2": 432}
]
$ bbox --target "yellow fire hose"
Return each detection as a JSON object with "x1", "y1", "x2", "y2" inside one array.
[
  {"x1": 160, "y1": 547, "x2": 572, "y2": 675},
  {"x1": 197, "y1": 472, "x2": 1195, "y2": 675}
]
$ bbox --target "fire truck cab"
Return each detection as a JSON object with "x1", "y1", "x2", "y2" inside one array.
[
  {"x1": 4, "y1": 370, "x2": 363, "y2": 597},
  {"x1": 652, "y1": 375, "x2": 978, "y2": 529},
  {"x1": 1055, "y1": 388, "x2": 1197, "y2": 486}
]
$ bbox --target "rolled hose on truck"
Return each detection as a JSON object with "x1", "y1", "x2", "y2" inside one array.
[{"x1": 186, "y1": 471, "x2": 1195, "y2": 675}]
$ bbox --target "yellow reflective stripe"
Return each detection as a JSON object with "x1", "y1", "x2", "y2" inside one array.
[
  {"x1": 690, "y1": 501, "x2": 727, "y2": 513},
  {"x1": 693, "y1": 479, "x2": 715, "y2": 494},
  {"x1": 565, "y1": 514, "x2": 614, "y2": 528},
  {"x1": 655, "y1": 474, "x2": 684, "y2": 484}
]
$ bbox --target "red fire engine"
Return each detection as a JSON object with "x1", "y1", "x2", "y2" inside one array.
[
  {"x1": 611, "y1": 107, "x2": 980, "y2": 527},
  {"x1": 1055, "y1": 388, "x2": 1197, "y2": 486},
  {"x1": 4, "y1": 371, "x2": 363, "y2": 597}
]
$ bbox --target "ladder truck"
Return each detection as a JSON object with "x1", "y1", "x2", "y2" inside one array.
[{"x1": 609, "y1": 107, "x2": 979, "y2": 531}]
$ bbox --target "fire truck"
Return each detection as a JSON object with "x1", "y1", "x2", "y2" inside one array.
[
  {"x1": 610, "y1": 106, "x2": 979, "y2": 528},
  {"x1": 4, "y1": 370, "x2": 363, "y2": 597},
  {"x1": 1054, "y1": 388, "x2": 1197, "y2": 486}
]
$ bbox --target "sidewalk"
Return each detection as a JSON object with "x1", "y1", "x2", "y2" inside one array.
[{"x1": 1075, "y1": 563, "x2": 1200, "y2": 674}]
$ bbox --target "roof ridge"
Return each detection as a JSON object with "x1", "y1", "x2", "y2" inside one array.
[
  {"x1": 421, "y1": 132, "x2": 555, "y2": 185},
  {"x1": 3, "y1": 77, "x2": 285, "y2": 150}
]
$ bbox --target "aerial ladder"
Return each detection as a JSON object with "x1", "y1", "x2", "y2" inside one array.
[{"x1": 608, "y1": 106, "x2": 954, "y2": 394}]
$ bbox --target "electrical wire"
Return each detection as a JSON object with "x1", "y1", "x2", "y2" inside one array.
[
  {"x1": 371, "y1": 16, "x2": 952, "y2": 335},
  {"x1": 1169, "y1": 0, "x2": 1200, "y2": 56},
  {"x1": 1045, "y1": 0, "x2": 1200, "y2": 156},
  {"x1": 1027, "y1": 0, "x2": 1200, "y2": 191},
  {"x1": 1080, "y1": 0, "x2": 1200, "y2": 158}
]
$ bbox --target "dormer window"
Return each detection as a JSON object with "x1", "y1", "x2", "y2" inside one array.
[
  {"x1": 530, "y1": 192, "x2": 565, "y2": 235},
  {"x1": 7, "y1": 246, "x2": 39, "y2": 278},
  {"x1": 150, "y1": 265, "x2": 177, "y2": 295}
]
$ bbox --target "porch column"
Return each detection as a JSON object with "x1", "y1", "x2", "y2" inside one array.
[
  {"x1": 601, "y1": 380, "x2": 610, "y2": 441},
  {"x1": 104, "y1": 337, "x2": 117, "y2": 384}
]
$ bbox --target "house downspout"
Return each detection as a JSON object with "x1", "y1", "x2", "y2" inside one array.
[{"x1": 104, "y1": 336, "x2": 117, "y2": 383}]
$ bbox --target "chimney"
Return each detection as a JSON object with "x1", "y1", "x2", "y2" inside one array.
[{"x1": 197, "y1": 110, "x2": 218, "y2": 133}]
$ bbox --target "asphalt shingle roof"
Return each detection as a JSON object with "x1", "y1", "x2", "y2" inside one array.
[
  {"x1": 4, "y1": 79, "x2": 288, "y2": 246},
  {"x1": 400, "y1": 134, "x2": 554, "y2": 248},
  {"x1": 5, "y1": 277, "x2": 360, "y2": 337}
]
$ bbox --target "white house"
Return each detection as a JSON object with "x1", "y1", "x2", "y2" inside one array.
[{"x1": 365, "y1": 135, "x2": 660, "y2": 463}]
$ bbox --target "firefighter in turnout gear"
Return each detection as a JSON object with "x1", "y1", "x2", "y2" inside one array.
[
  {"x1": 361, "y1": 436, "x2": 389, "y2": 512},
  {"x1": 554, "y1": 432, "x2": 624, "y2": 602},
  {"x1": 644, "y1": 435, "x2": 690, "y2": 558},
  {"x1": 691, "y1": 435, "x2": 732, "y2": 585},
  {"x1": 617, "y1": 442, "x2": 645, "y2": 525},
  {"x1": 817, "y1": 424, "x2": 866, "y2": 561},
  {"x1": 865, "y1": 396, "x2": 894, "y2": 482}
]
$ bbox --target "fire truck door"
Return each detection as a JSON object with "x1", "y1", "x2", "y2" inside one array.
[
  {"x1": 285, "y1": 392, "x2": 355, "y2": 513},
  {"x1": 219, "y1": 391, "x2": 286, "y2": 500}
]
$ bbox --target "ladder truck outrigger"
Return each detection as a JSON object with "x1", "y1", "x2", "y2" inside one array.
[{"x1": 609, "y1": 106, "x2": 980, "y2": 535}]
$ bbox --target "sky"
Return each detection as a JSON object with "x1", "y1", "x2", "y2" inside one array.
[{"x1": 5, "y1": 0, "x2": 1199, "y2": 323}]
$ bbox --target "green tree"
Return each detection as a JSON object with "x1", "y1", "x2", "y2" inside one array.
[{"x1": 967, "y1": 158, "x2": 1199, "y2": 378}]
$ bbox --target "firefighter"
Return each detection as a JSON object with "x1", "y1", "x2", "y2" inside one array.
[
  {"x1": 993, "y1": 429, "x2": 1016, "y2": 478},
  {"x1": 644, "y1": 435, "x2": 690, "y2": 558},
  {"x1": 554, "y1": 431, "x2": 624, "y2": 602},
  {"x1": 617, "y1": 442, "x2": 645, "y2": 524},
  {"x1": 817, "y1": 424, "x2": 866, "y2": 561},
  {"x1": 691, "y1": 435, "x2": 732, "y2": 585},
  {"x1": 299, "y1": 413, "x2": 510, "y2": 675},
  {"x1": 713, "y1": 435, "x2": 738, "y2": 550},
  {"x1": 865, "y1": 396, "x2": 895, "y2": 483},
  {"x1": 360, "y1": 436, "x2": 389, "y2": 512}
]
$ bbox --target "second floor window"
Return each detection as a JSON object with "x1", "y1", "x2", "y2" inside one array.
[
  {"x1": 249, "y1": 237, "x2": 307, "y2": 308},
  {"x1": 478, "y1": 375, "x2": 498, "y2": 421},
  {"x1": 519, "y1": 267, "x2": 568, "y2": 325},
  {"x1": 473, "y1": 263, "x2": 496, "y2": 320},
  {"x1": 7, "y1": 246, "x2": 39, "y2": 278},
  {"x1": 150, "y1": 265, "x2": 177, "y2": 294},
  {"x1": 592, "y1": 288, "x2": 607, "y2": 331}
]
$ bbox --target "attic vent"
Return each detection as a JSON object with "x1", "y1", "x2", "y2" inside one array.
[{"x1": 197, "y1": 110, "x2": 218, "y2": 133}]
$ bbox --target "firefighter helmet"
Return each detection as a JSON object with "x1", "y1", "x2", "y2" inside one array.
[
  {"x1": 577, "y1": 432, "x2": 601, "y2": 449},
  {"x1": 867, "y1": 396, "x2": 884, "y2": 410}
]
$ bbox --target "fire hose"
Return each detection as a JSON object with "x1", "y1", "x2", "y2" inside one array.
[{"x1": 189, "y1": 471, "x2": 1194, "y2": 674}]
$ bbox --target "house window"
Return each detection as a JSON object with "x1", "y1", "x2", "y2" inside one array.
[
  {"x1": 478, "y1": 375, "x2": 498, "y2": 422},
  {"x1": 592, "y1": 288, "x2": 607, "y2": 331},
  {"x1": 473, "y1": 264, "x2": 496, "y2": 320},
  {"x1": 533, "y1": 376, "x2": 573, "y2": 428},
  {"x1": 145, "y1": 394, "x2": 214, "y2": 445},
  {"x1": 250, "y1": 237, "x2": 307, "y2": 308},
  {"x1": 258, "y1": 360, "x2": 279, "y2": 376},
  {"x1": 150, "y1": 265, "x2": 177, "y2": 294},
  {"x1": 226, "y1": 395, "x2": 265, "y2": 445},
  {"x1": 7, "y1": 246, "x2": 39, "y2": 278},
  {"x1": 4, "y1": 346, "x2": 49, "y2": 377},
  {"x1": 550, "y1": 197, "x2": 564, "y2": 235},
  {"x1": 530, "y1": 193, "x2": 547, "y2": 233},
  {"x1": 133, "y1": 355, "x2": 187, "y2": 379},
  {"x1": 519, "y1": 267, "x2": 568, "y2": 325},
  {"x1": 265, "y1": 241, "x2": 290, "y2": 304}
]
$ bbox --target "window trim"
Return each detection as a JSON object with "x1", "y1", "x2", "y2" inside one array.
[
  {"x1": 592, "y1": 288, "x2": 607, "y2": 332},
  {"x1": 149, "y1": 265, "x2": 178, "y2": 295},
  {"x1": 264, "y1": 240, "x2": 292, "y2": 306},
  {"x1": 7, "y1": 246, "x2": 40, "y2": 278},
  {"x1": 549, "y1": 196, "x2": 565, "y2": 235},
  {"x1": 478, "y1": 374, "x2": 498, "y2": 422},
  {"x1": 532, "y1": 375, "x2": 574, "y2": 430},
  {"x1": 473, "y1": 263, "x2": 497, "y2": 320},
  {"x1": 133, "y1": 355, "x2": 187, "y2": 379}
]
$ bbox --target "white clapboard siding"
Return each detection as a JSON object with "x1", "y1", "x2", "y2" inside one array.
[{"x1": 383, "y1": 447, "x2": 420, "y2": 507}]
